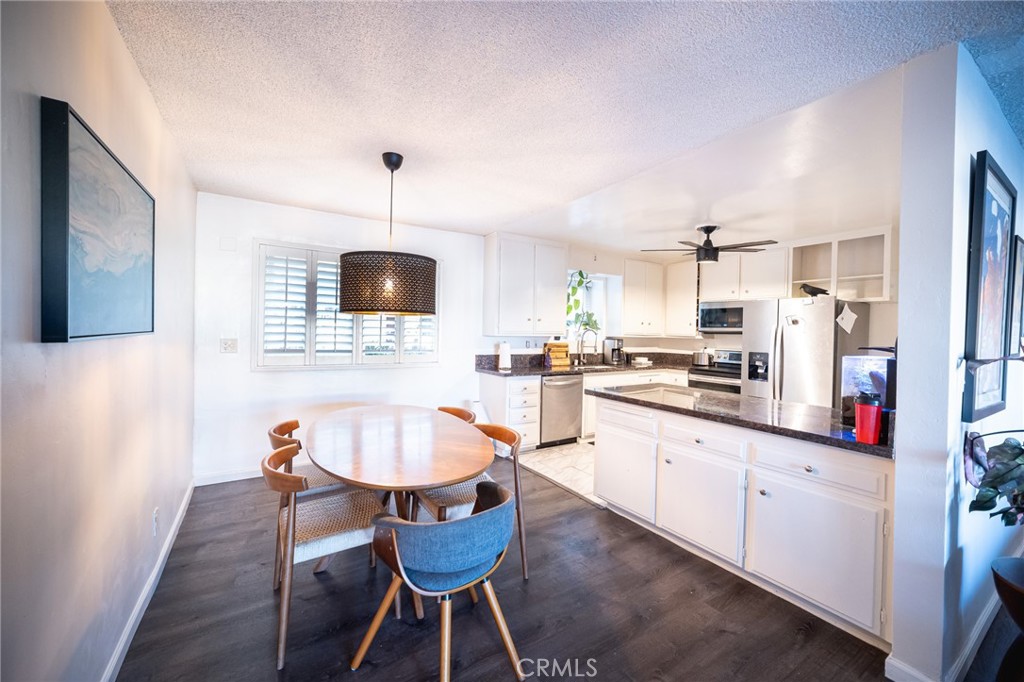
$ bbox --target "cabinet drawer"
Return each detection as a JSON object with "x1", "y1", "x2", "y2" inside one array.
[
  {"x1": 508, "y1": 406, "x2": 539, "y2": 425},
  {"x1": 662, "y1": 422, "x2": 746, "y2": 461},
  {"x1": 751, "y1": 444, "x2": 887, "y2": 501},
  {"x1": 598, "y1": 403, "x2": 656, "y2": 436},
  {"x1": 516, "y1": 422, "x2": 539, "y2": 447},
  {"x1": 507, "y1": 394, "x2": 539, "y2": 409},
  {"x1": 508, "y1": 380, "x2": 540, "y2": 396}
]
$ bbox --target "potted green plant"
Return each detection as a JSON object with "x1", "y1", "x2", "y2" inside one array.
[
  {"x1": 566, "y1": 270, "x2": 600, "y2": 362},
  {"x1": 965, "y1": 431, "x2": 1024, "y2": 632}
]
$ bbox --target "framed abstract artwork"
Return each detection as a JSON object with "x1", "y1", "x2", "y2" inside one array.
[
  {"x1": 1011, "y1": 235, "x2": 1024, "y2": 357},
  {"x1": 963, "y1": 150, "x2": 1017, "y2": 422},
  {"x1": 41, "y1": 96, "x2": 155, "y2": 342}
]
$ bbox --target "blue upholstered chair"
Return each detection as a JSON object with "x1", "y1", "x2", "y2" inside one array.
[{"x1": 351, "y1": 481, "x2": 524, "y2": 682}]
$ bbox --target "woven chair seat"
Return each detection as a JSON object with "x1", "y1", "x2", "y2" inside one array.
[
  {"x1": 416, "y1": 473, "x2": 495, "y2": 521},
  {"x1": 293, "y1": 464, "x2": 347, "y2": 495},
  {"x1": 280, "y1": 488, "x2": 383, "y2": 564}
]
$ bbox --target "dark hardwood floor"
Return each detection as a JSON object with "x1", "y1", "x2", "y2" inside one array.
[{"x1": 120, "y1": 461, "x2": 899, "y2": 681}]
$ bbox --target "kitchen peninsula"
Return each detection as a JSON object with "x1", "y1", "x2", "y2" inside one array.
[{"x1": 588, "y1": 383, "x2": 894, "y2": 648}]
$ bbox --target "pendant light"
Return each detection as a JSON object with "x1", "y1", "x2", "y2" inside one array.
[{"x1": 338, "y1": 152, "x2": 437, "y2": 315}]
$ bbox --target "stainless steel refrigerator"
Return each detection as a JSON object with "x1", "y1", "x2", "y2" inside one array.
[{"x1": 741, "y1": 296, "x2": 869, "y2": 408}]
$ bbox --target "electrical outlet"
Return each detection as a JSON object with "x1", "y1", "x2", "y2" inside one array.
[
  {"x1": 219, "y1": 338, "x2": 238, "y2": 353},
  {"x1": 152, "y1": 507, "x2": 159, "y2": 538}
]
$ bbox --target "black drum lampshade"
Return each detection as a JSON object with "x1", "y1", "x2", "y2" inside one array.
[{"x1": 338, "y1": 250, "x2": 437, "y2": 315}]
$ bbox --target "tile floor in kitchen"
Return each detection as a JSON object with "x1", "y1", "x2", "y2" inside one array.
[{"x1": 517, "y1": 439, "x2": 605, "y2": 507}]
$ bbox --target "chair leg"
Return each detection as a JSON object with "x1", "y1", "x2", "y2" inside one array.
[
  {"x1": 440, "y1": 595, "x2": 452, "y2": 682},
  {"x1": 351, "y1": 575, "x2": 403, "y2": 671},
  {"x1": 276, "y1": 555, "x2": 295, "y2": 670},
  {"x1": 480, "y1": 579, "x2": 524, "y2": 681},
  {"x1": 468, "y1": 585, "x2": 479, "y2": 604},
  {"x1": 369, "y1": 544, "x2": 377, "y2": 568},
  {"x1": 313, "y1": 554, "x2": 334, "y2": 574},
  {"x1": 516, "y1": 502, "x2": 528, "y2": 580},
  {"x1": 273, "y1": 524, "x2": 283, "y2": 590}
]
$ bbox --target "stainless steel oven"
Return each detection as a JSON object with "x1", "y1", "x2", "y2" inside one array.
[{"x1": 687, "y1": 350, "x2": 742, "y2": 394}]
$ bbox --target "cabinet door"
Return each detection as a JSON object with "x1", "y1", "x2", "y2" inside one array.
[
  {"x1": 622, "y1": 259, "x2": 648, "y2": 335},
  {"x1": 533, "y1": 242, "x2": 568, "y2": 334},
  {"x1": 644, "y1": 262, "x2": 665, "y2": 335},
  {"x1": 745, "y1": 470, "x2": 886, "y2": 634},
  {"x1": 665, "y1": 260, "x2": 698, "y2": 336},
  {"x1": 594, "y1": 423, "x2": 657, "y2": 521},
  {"x1": 497, "y1": 239, "x2": 536, "y2": 334},
  {"x1": 657, "y1": 445, "x2": 745, "y2": 564},
  {"x1": 740, "y1": 249, "x2": 788, "y2": 300},
  {"x1": 698, "y1": 254, "x2": 740, "y2": 300}
]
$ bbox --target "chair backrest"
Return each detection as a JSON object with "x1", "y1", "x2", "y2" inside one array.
[
  {"x1": 437, "y1": 406, "x2": 476, "y2": 424},
  {"x1": 261, "y1": 444, "x2": 309, "y2": 494},
  {"x1": 268, "y1": 419, "x2": 301, "y2": 450},
  {"x1": 474, "y1": 423, "x2": 521, "y2": 461},
  {"x1": 376, "y1": 482, "x2": 515, "y2": 593}
]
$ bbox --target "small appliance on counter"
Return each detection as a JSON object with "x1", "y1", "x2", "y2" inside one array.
[
  {"x1": 498, "y1": 342, "x2": 512, "y2": 373},
  {"x1": 692, "y1": 347, "x2": 713, "y2": 367},
  {"x1": 603, "y1": 337, "x2": 624, "y2": 365}
]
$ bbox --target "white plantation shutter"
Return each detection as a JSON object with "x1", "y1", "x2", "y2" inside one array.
[
  {"x1": 260, "y1": 246, "x2": 308, "y2": 365},
  {"x1": 313, "y1": 253, "x2": 354, "y2": 365},
  {"x1": 256, "y1": 242, "x2": 439, "y2": 367}
]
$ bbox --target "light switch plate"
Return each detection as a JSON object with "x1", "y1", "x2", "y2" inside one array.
[{"x1": 219, "y1": 338, "x2": 238, "y2": 353}]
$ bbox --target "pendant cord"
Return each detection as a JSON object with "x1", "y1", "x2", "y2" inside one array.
[{"x1": 388, "y1": 169, "x2": 394, "y2": 251}]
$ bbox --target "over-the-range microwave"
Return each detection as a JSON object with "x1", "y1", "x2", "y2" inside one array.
[{"x1": 697, "y1": 301, "x2": 744, "y2": 334}]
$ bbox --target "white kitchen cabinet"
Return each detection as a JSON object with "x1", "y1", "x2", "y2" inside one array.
[
  {"x1": 478, "y1": 374, "x2": 541, "y2": 448},
  {"x1": 594, "y1": 402, "x2": 657, "y2": 520},
  {"x1": 483, "y1": 233, "x2": 569, "y2": 335},
  {"x1": 657, "y1": 443, "x2": 746, "y2": 565},
  {"x1": 622, "y1": 259, "x2": 664, "y2": 336},
  {"x1": 664, "y1": 260, "x2": 698, "y2": 336},
  {"x1": 699, "y1": 250, "x2": 788, "y2": 301},
  {"x1": 745, "y1": 469, "x2": 887, "y2": 634}
]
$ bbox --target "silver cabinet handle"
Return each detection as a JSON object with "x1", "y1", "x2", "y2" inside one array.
[
  {"x1": 694, "y1": 438, "x2": 704, "y2": 445},
  {"x1": 759, "y1": 489, "x2": 767, "y2": 496},
  {"x1": 665, "y1": 458, "x2": 672, "y2": 464},
  {"x1": 804, "y1": 465, "x2": 813, "y2": 473}
]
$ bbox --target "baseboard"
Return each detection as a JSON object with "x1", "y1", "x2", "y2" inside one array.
[
  {"x1": 884, "y1": 656, "x2": 934, "y2": 682},
  {"x1": 102, "y1": 480, "x2": 194, "y2": 682},
  {"x1": 194, "y1": 467, "x2": 261, "y2": 486}
]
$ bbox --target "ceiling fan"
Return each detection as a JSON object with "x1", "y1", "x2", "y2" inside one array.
[{"x1": 642, "y1": 224, "x2": 778, "y2": 263}]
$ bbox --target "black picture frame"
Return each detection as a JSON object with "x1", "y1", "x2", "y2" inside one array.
[
  {"x1": 41, "y1": 96, "x2": 155, "y2": 342},
  {"x1": 963, "y1": 150, "x2": 1017, "y2": 422}
]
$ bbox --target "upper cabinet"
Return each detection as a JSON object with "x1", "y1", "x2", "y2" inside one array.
[
  {"x1": 483, "y1": 233, "x2": 569, "y2": 336},
  {"x1": 790, "y1": 228, "x2": 893, "y2": 302},
  {"x1": 622, "y1": 259, "x2": 664, "y2": 336},
  {"x1": 698, "y1": 249, "x2": 788, "y2": 301},
  {"x1": 664, "y1": 259, "x2": 698, "y2": 337}
]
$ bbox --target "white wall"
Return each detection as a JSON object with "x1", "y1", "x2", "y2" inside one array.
[
  {"x1": 888, "y1": 44, "x2": 1023, "y2": 682},
  {"x1": 193, "y1": 193, "x2": 486, "y2": 483},
  {"x1": 0, "y1": 3, "x2": 197, "y2": 680}
]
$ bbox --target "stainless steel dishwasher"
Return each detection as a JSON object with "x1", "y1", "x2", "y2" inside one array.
[{"x1": 540, "y1": 375, "x2": 583, "y2": 446}]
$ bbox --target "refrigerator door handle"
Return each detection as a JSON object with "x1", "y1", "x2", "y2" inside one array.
[{"x1": 772, "y1": 320, "x2": 782, "y2": 400}]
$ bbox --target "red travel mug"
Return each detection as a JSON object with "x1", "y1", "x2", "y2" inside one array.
[{"x1": 854, "y1": 392, "x2": 883, "y2": 445}]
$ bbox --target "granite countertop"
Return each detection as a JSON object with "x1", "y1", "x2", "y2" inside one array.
[
  {"x1": 476, "y1": 364, "x2": 688, "y2": 378},
  {"x1": 586, "y1": 383, "x2": 893, "y2": 459}
]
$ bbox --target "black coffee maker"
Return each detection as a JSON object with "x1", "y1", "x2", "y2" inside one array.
[{"x1": 603, "y1": 337, "x2": 624, "y2": 365}]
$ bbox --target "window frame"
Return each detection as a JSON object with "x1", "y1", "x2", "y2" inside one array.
[{"x1": 252, "y1": 239, "x2": 441, "y2": 370}]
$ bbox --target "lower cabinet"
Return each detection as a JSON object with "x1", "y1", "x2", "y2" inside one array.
[
  {"x1": 745, "y1": 470, "x2": 887, "y2": 634},
  {"x1": 657, "y1": 443, "x2": 745, "y2": 565},
  {"x1": 594, "y1": 404, "x2": 657, "y2": 521}
]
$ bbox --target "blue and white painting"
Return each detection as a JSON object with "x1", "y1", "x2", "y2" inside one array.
[
  {"x1": 974, "y1": 168, "x2": 1012, "y2": 406},
  {"x1": 67, "y1": 114, "x2": 154, "y2": 337}
]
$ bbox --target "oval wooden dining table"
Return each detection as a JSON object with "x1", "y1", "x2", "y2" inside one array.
[{"x1": 306, "y1": 404, "x2": 495, "y2": 518}]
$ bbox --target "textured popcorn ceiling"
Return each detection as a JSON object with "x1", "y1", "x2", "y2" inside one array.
[{"x1": 107, "y1": 1, "x2": 1024, "y2": 248}]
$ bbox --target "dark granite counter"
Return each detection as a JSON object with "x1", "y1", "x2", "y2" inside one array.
[
  {"x1": 476, "y1": 364, "x2": 686, "y2": 378},
  {"x1": 587, "y1": 383, "x2": 893, "y2": 459}
]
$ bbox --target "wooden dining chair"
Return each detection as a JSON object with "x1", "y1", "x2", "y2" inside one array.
[
  {"x1": 437, "y1": 405, "x2": 476, "y2": 423},
  {"x1": 261, "y1": 443, "x2": 384, "y2": 670},
  {"x1": 268, "y1": 419, "x2": 350, "y2": 581},
  {"x1": 412, "y1": 424, "x2": 528, "y2": 580},
  {"x1": 351, "y1": 481, "x2": 524, "y2": 682}
]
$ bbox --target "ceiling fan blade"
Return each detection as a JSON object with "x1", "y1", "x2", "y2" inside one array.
[
  {"x1": 675, "y1": 240, "x2": 702, "y2": 248},
  {"x1": 718, "y1": 247, "x2": 766, "y2": 253},
  {"x1": 640, "y1": 248, "x2": 697, "y2": 252},
  {"x1": 717, "y1": 239, "x2": 778, "y2": 249}
]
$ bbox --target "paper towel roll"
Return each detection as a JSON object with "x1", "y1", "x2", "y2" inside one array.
[{"x1": 498, "y1": 342, "x2": 512, "y2": 371}]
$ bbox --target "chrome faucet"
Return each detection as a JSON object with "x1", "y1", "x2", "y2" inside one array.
[{"x1": 578, "y1": 328, "x2": 598, "y2": 365}]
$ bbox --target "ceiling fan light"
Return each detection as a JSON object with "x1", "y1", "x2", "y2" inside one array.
[{"x1": 696, "y1": 246, "x2": 718, "y2": 263}]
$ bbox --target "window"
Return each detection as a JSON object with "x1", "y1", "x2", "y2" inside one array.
[{"x1": 256, "y1": 243, "x2": 438, "y2": 368}]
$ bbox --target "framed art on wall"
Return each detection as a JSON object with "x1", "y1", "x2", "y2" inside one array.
[
  {"x1": 41, "y1": 96, "x2": 155, "y2": 342},
  {"x1": 962, "y1": 150, "x2": 1017, "y2": 423},
  {"x1": 1011, "y1": 235, "x2": 1024, "y2": 357}
]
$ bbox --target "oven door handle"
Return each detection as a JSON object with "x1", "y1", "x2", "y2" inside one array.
[{"x1": 687, "y1": 375, "x2": 741, "y2": 386}]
